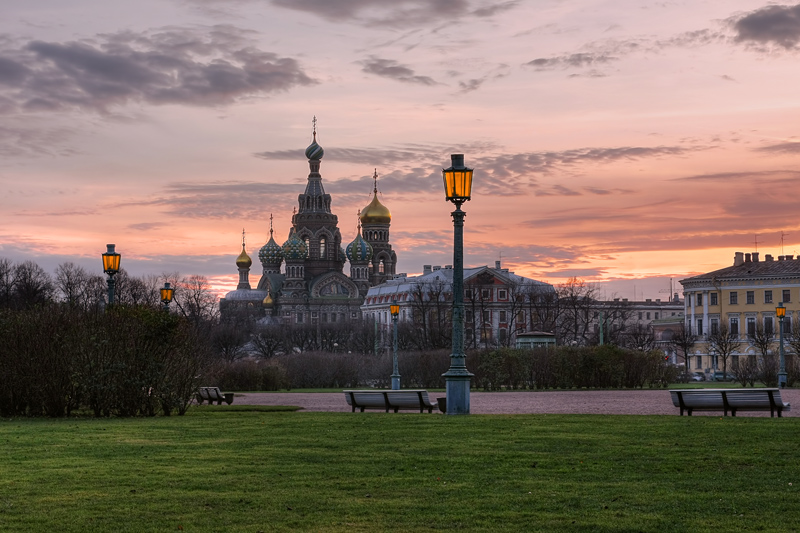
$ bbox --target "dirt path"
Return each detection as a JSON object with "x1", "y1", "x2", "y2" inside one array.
[{"x1": 234, "y1": 389, "x2": 800, "y2": 416}]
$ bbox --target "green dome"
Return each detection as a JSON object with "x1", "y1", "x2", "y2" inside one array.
[
  {"x1": 282, "y1": 229, "x2": 308, "y2": 261},
  {"x1": 346, "y1": 230, "x2": 373, "y2": 263},
  {"x1": 259, "y1": 235, "x2": 283, "y2": 266}
]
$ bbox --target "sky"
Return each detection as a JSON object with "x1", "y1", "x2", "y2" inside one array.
[{"x1": 3, "y1": 0, "x2": 800, "y2": 301}]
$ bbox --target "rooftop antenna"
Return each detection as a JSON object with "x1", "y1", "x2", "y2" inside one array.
[
  {"x1": 781, "y1": 231, "x2": 789, "y2": 255},
  {"x1": 754, "y1": 234, "x2": 761, "y2": 252}
]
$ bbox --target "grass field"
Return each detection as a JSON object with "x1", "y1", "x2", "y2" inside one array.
[{"x1": 2, "y1": 408, "x2": 798, "y2": 532}]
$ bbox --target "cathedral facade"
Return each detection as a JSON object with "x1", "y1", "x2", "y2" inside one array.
[{"x1": 220, "y1": 128, "x2": 396, "y2": 324}]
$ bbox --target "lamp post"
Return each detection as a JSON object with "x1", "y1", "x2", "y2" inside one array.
[
  {"x1": 777, "y1": 302, "x2": 787, "y2": 388},
  {"x1": 101, "y1": 244, "x2": 121, "y2": 307},
  {"x1": 441, "y1": 154, "x2": 475, "y2": 415},
  {"x1": 160, "y1": 282, "x2": 175, "y2": 312},
  {"x1": 390, "y1": 299, "x2": 400, "y2": 390}
]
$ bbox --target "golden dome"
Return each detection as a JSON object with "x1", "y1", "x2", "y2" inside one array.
[
  {"x1": 360, "y1": 169, "x2": 391, "y2": 224},
  {"x1": 360, "y1": 192, "x2": 391, "y2": 224},
  {"x1": 262, "y1": 293, "x2": 274, "y2": 307},
  {"x1": 235, "y1": 244, "x2": 252, "y2": 269}
]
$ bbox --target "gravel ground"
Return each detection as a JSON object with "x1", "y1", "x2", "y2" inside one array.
[{"x1": 234, "y1": 388, "x2": 800, "y2": 416}]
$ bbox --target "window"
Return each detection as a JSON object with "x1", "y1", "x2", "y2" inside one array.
[
  {"x1": 466, "y1": 329, "x2": 474, "y2": 339},
  {"x1": 499, "y1": 329, "x2": 507, "y2": 343},
  {"x1": 765, "y1": 316, "x2": 773, "y2": 336},
  {"x1": 466, "y1": 310, "x2": 474, "y2": 322},
  {"x1": 655, "y1": 312, "x2": 660, "y2": 319},
  {"x1": 710, "y1": 319, "x2": 719, "y2": 335},
  {"x1": 465, "y1": 289, "x2": 474, "y2": 299},
  {"x1": 481, "y1": 288, "x2": 491, "y2": 300},
  {"x1": 498, "y1": 289, "x2": 508, "y2": 300},
  {"x1": 322, "y1": 313, "x2": 328, "y2": 323},
  {"x1": 638, "y1": 312, "x2": 643, "y2": 320},
  {"x1": 783, "y1": 289, "x2": 792, "y2": 303},
  {"x1": 697, "y1": 293, "x2": 703, "y2": 306},
  {"x1": 379, "y1": 260, "x2": 385, "y2": 274},
  {"x1": 782, "y1": 316, "x2": 792, "y2": 335},
  {"x1": 296, "y1": 312, "x2": 304, "y2": 324},
  {"x1": 730, "y1": 318, "x2": 739, "y2": 336},
  {"x1": 331, "y1": 312, "x2": 337, "y2": 323},
  {"x1": 730, "y1": 292, "x2": 738, "y2": 305},
  {"x1": 696, "y1": 318, "x2": 703, "y2": 335},
  {"x1": 746, "y1": 291, "x2": 754, "y2": 304},
  {"x1": 319, "y1": 237, "x2": 326, "y2": 258},
  {"x1": 696, "y1": 356, "x2": 702, "y2": 369},
  {"x1": 517, "y1": 311, "x2": 525, "y2": 324},
  {"x1": 765, "y1": 290, "x2": 773, "y2": 304},
  {"x1": 499, "y1": 311, "x2": 507, "y2": 322},
  {"x1": 747, "y1": 317, "x2": 756, "y2": 336},
  {"x1": 483, "y1": 310, "x2": 491, "y2": 322},
  {"x1": 710, "y1": 292, "x2": 718, "y2": 306},
  {"x1": 646, "y1": 312, "x2": 651, "y2": 320}
]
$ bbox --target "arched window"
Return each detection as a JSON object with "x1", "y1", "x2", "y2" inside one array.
[
  {"x1": 319, "y1": 237, "x2": 326, "y2": 259},
  {"x1": 379, "y1": 260, "x2": 385, "y2": 274}
]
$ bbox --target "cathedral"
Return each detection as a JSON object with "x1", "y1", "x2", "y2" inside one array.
[{"x1": 220, "y1": 126, "x2": 396, "y2": 324}]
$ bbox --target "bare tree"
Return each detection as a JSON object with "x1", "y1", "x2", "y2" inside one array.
[
  {"x1": 0, "y1": 258, "x2": 15, "y2": 308},
  {"x1": 669, "y1": 322, "x2": 697, "y2": 379},
  {"x1": 521, "y1": 281, "x2": 560, "y2": 334},
  {"x1": 251, "y1": 324, "x2": 285, "y2": 359},
  {"x1": 12, "y1": 260, "x2": 54, "y2": 308},
  {"x1": 708, "y1": 322, "x2": 741, "y2": 381},
  {"x1": 556, "y1": 277, "x2": 598, "y2": 346},
  {"x1": 626, "y1": 323, "x2": 656, "y2": 352}
]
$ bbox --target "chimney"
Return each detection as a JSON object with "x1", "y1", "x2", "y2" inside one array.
[
  {"x1": 433, "y1": 265, "x2": 441, "y2": 271},
  {"x1": 745, "y1": 253, "x2": 751, "y2": 263},
  {"x1": 445, "y1": 265, "x2": 453, "y2": 269},
  {"x1": 674, "y1": 292, "x2": 679, "y2": 302},
  {"x1": 656, "y1": 299, "x2": 661, "y2": 302},
  {"x1": 766, "y1": 254, "x2": 774, "y2": 262},
  {"x1": 752, "y1": 252, "x2": 760, "y2": 262},
  {"x1": 646, "y1": 298, "x2": 652, "y2": 302},
  {"x1": 788, "y1": 255, "x2": 795, "y2": 260},
  {"x1": 734, "y1": 252, "x2": 744, "y2": 266},
  {"x1": 423, "y1": 265, "x2": 432, "y2": 275},
  {"x1": 779, "y1": 256, "x2": 785, "y2": 261},
  {"x1": 495, "y1": 260, "x2": 501, "y2": 270}
]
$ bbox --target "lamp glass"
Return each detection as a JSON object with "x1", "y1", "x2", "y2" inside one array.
[
  {"x1": 442, "y1": 168, "x2": 473, "y2": 202},
  {"x1": 776, "y1": 303, "x2": 786, "y2": 318},
  {"x1": 390, "y1": 303, "x2": 400, "y2": 316},
  {"x1": 160, "y1": 283, "x2": 174, "y2": 304},
  {"x1": 102, "y1": 244, "x2": 120, "y2": 274}
]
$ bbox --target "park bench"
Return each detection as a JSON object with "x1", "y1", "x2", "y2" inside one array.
[
  {"x1": 670, "y1": 388, "x2": 790, "y2": 417},
  {"x1": 196, "y1": 387, "x2": 234, "y2": 405},
  {"x1": 343, "y1": 390, "x2": 438, "y2": 413}
]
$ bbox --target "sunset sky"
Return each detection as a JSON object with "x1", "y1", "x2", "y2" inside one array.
[{"x1": 3, "y1": 0, "x2": 800, "y2": 300}]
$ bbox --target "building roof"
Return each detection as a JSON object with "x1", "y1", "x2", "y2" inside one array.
[{"x1": 681, "y1": 252, "x2": 800, "y2": 286}]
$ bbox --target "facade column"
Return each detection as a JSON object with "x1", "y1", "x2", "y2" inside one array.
[{"x1": 702, "y1": 289, "x2": 709, "y2": 337}]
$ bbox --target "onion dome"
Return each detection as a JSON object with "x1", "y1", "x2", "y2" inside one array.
[
  {"x1": 359, "y1": 169, "x2": 391, "y2": 224},
  {"x1": 282, "y1": 229, "x2": 308, "y2": 261},
  {"x1": 259, "y1": 236, "x2": 283, "y2": 266},
  {"x1": 259, "y1": 215, "x2": 283, "y2": 266},
  {"x1": 262, "y1": 293, "x2": 274, "y2": 308},
  {"x1": 305, "y1": 132, "x2": 324, "y2": 160},
  {"x1": 346, "y1": 226, "x2": 373, "y2": 263},
  {"x1": 235, "y1": 243, "x2": 252, "y2": 269}
]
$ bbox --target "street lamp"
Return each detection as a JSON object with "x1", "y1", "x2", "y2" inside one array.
[
  {"x1": 441, "y1": 154, "x2": 474, "y2": 415},
  {"x1": 101, "y1": 244, "x2": 121, "y2": 307},
  {"x1": 390, "y1": 298, "x2": 400, "y2": 390},
  {"x1": 160, "y1": 282, "x2": 174, "y2": 312},
  {"x1": 776, "y1": 302, "x2": 787, "y2": 388}
]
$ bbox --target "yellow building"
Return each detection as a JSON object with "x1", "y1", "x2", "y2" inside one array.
[{"x1": 680, "y1": 251, "x2": 799, "y2": 375}]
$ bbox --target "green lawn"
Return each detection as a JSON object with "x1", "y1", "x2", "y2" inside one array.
[{"x1": 1, "y1": 410, "x2": 797, "y2": 532}]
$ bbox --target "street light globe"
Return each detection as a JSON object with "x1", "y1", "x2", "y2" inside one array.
[
  {"x1": 160, "y1": 282, "x2": 175, "y2": 305},
  {"x1": 442, "y1": 154, "x2": 473, "y2": 205},
  {"x1": 390, "y1": 299, "x2": 400, "y2": 317},
  {"x1": 776, "y1": 302, "x2": 786, "y2": 318},
  {"x1": 102, "y1": 244, "x2": 121, "y2": 275}
]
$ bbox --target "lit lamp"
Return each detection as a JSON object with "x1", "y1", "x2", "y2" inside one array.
[
  {"x1": 160, "y1": 282, "x2": 175, "y2": 312},
  {"x1": 776, "y1": 302, "x2": 787, "y2": 388},
  {"x1": 101, "y1": 244, "x2": 121, "y2": 307},
  {"x1": 390, "y1": 298, "x2": 400, "y2": 390},
  {"x1": 441, "y1": 154, "x2": 474, "y2": 415}
]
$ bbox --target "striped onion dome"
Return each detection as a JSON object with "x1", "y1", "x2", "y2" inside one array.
[
  {"x1": 346, "y1": 228, "x2": 373, "y2": 263},
  {"x1": 305, "y1": 132, "x2": 324, "y2": 160}
]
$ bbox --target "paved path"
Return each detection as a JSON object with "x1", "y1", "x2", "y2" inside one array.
[{"x1": 235, "y1": 389, "x2": 800, "y2": 416}]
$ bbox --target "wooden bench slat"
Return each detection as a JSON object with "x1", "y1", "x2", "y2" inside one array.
[
  {"x1": 343, "y1": 390, "x2": 437, "y2": 413},
  {"x1": 670, "y1": 388, "x2": 790, "y2": 417}
]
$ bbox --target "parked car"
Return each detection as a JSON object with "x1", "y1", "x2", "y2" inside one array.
[
  {"x1": 712, "y1": 371, "x2": 733, "y2": 382},
  {"x1": 691, "y1": 372, "x2": 705, "y2": 382}
]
